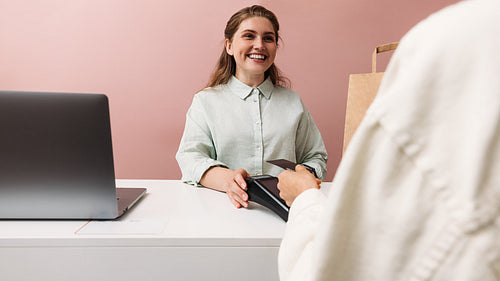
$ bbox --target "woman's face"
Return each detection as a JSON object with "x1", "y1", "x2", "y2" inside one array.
[{"x1": 225, "y1": 16, "x2": 277, "y2": 86}]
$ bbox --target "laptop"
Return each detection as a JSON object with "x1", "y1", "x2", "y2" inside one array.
[{"x1": 0, "y1": 91, "x2": 146, "y2": 219}]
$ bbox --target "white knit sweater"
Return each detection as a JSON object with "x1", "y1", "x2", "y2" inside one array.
[{"x1": 279, "y1": 0, "x2": 500, "y2": 280}]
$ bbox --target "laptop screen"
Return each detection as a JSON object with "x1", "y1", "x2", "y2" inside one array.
[{"x1": 0, "y1": 91, "x2": 119, "y2": 219}]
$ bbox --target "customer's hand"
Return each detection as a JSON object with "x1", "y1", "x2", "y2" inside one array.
[{"x1": 277, "y1": 165, "x2": 322, "y2": 207}]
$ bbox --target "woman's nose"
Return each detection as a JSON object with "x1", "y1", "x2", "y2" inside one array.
[{"x1": 253, "y1": 37, "x2": 264, "y2": 49}]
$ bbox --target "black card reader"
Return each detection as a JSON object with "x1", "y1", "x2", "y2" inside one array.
[{"x1": 246, "y1": 175, "x2": 289, "y2": 221}]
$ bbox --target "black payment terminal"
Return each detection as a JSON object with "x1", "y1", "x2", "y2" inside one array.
[{"x1": 246, "y1": 175, "x2": 289, "y2": 221}]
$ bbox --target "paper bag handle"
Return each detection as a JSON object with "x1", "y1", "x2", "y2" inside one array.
[{"x1": 372, "y1": 42, "x2": 399, "y2": 73}]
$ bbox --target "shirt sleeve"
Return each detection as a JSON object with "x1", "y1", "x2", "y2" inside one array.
[
  {"x1": 295, "y1": 105, "x2": 328, "y2": 180},
  {"x1": 175, "y1": 94, "x2": 228, "y2": 186}
]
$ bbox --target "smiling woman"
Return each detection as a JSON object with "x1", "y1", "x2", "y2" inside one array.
[
  {"x1": 205, "y1": 5, "x2": 288, "y2": 89},
  {"x1": 175, "y1": 5, "x2": 328, "y2": 209},
  {"x1": 225, "y1": 16, "x2": 277, "y2": 87}
]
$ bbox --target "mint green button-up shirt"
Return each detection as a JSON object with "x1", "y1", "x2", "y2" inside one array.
[{"x1": 176, "y1": 76, "x2": 328, "y2": 185}]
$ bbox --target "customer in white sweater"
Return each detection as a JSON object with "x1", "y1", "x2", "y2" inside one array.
[{"x1": 277, "y1": 0, "x2": 500, "y2": 280}]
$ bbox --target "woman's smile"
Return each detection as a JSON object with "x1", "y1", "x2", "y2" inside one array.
[{"x1": 225, "y1": 16, "x2": 277, "y2": 87}]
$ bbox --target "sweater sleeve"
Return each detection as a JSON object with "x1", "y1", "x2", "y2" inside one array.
[{"x1": 278, "y1": 188, "x2": 327, "y2": 281}]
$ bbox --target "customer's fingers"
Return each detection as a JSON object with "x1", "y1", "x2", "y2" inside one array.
[{"x1": 295, "y1": 165, "x2": 308, "y2": 172}]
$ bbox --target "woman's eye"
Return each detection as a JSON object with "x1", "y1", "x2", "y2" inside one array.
[
  {"x1": 243, "y1": 34, "x2": 254, "y2": 39},
  {"x1": 264, "y1": 36, "x2": 276, "y2": 42}
]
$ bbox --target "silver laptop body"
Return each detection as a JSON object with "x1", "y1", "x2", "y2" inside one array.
[{"x1": 0, "y1": 91, "x2": 146, "y2": 219}]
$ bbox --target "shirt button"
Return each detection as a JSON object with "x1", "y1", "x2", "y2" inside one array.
[{"x1": 253, "y1": 99, "x2": 258, "y2": 102}]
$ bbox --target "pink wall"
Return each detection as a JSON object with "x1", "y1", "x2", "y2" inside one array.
[{"x1": 0, "y1": 0, "x2": 459, "y2": 181}]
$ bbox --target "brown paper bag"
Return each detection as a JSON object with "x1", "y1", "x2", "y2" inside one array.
[{"x1": 342, "y1": 42, "x2": 399, "y2": 153}]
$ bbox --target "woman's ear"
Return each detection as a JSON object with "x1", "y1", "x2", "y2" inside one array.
[{"x1": 225, "y1": 39, "x2": 233, "y2": 56}]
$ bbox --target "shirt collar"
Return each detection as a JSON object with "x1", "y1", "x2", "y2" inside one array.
[{"x1": 227, "y1": 76, "x2": 274, "y2": 100}]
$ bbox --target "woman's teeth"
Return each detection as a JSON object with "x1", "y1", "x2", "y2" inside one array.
[{"x1": 248, "y1": 54, "x2": 265, "y2": 60}]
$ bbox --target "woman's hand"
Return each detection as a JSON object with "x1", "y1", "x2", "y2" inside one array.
[
  {"x1": 223, "y1": 168, "x2": 250, "y2": 208},
  {"x1": 200, "y1": 167, "x2": 250, "y2": 208},
  {"x1": 277, "y1": 165, "x2": 321, "y2": 206}
]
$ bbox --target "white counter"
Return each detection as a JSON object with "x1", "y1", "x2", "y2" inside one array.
[{"x1": 0, "y1": 180, "x2": 294, "y2": 281}]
